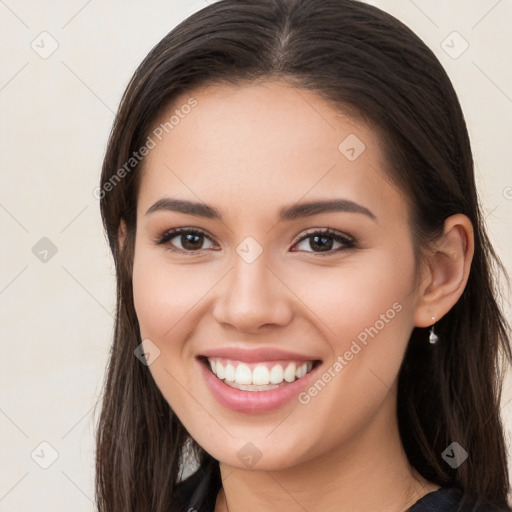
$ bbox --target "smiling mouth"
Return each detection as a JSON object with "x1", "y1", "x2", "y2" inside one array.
[{"x1": 198, "y1": 356, "x2": 322, "y2": 392}]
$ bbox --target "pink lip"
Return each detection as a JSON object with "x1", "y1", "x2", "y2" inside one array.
[
  {"x1": 197, "y1": 358, "x2": 322, "y2": 414},
  {"x1": 199, "y1": 346, "x2": 319, "y2": 363}
]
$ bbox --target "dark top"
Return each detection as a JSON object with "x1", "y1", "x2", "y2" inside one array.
[{"x1": 173, "y1": 463, "x2": 509, "y2": 512}]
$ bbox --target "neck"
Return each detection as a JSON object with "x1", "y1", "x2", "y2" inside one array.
[{"x1": 214, "y1": 389, "x2": 439, "y2": 512}]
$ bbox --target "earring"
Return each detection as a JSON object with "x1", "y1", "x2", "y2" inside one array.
[{"x1": 429, "y1": 316, "x2": 438, "y2": 344}]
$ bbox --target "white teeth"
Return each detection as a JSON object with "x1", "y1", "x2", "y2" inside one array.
[
  {"x1": 296, "y1": 363, "x2": 310, "y2": 379},
  {"x1": 252, "y1": 366, "x2": 270, "y2": 385},
  {"x1": 207, "y1": 358, "x2": 315, "y2": 387},
  {"x1": 224, "y1": 381, "x2": 280, "y2": 391},
  {"x1": 216, "y1": 362, "x2": 225, "y2": 379},
  {"x1": 269, "y1": 364, "x2": 284, "y2": 384},
  {"x1": 283, "y1": 363, "x2": 296, "y2": 382},
  {"x1": 234, "y1": 363, "x2": 252, "y2": 384},
  {"x1": 225, "y1": 363, "x2": 236, "y2": 382}
]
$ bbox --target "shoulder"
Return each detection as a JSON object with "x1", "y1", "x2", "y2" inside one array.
[{"x1": 407, "y1": 487, "x2": 511, "y2": 512}]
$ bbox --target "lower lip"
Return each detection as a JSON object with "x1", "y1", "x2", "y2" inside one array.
[{"x1": 198, "y1": 359, "x2": 321, "y2": 413}]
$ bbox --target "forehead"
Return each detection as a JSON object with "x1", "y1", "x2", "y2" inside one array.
[{"x1": 137, "y1": 81, "x2": 406, "y2": 224}]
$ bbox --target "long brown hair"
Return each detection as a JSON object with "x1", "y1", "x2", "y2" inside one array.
[{"x1": 95, "y1": 0, "x2": 512, "y2": 510}]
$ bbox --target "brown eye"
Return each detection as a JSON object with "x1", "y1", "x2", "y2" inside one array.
[
  {"x1": 155, "y1": 227, "x2": 355, "y2": 256},
  {"x1": 292, "y1": 228, "x2": 355, "y2": 255},
  {"x1": 156, "y1": 228, "x2": 216, "y2": 253}
]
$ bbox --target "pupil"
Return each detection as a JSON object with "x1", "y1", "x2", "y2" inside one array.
[
  {"x1": 182, "y1": 233, "x2": 202, "y2": 250},
  {"x1": 311, "y1": 235, "x2": 332, "y2": 252},
  {"x1": 178, "y1": 233, "x2": 335, "y2": 252}
]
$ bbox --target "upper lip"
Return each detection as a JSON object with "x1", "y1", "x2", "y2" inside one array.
[{"x1": 199, "y1": 347, "x2": 320, "y2": 363}]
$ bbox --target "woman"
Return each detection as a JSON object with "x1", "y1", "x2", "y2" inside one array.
[{"x1": 95, "y1": 1, "x2": 512, "y2": 510}]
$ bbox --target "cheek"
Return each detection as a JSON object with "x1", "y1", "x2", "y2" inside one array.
[
  {"x1": 348, "y1": 253, "x2": 415, "y2": 365},
  {"x1": 285, "y1": 264, "x2": 416, "y2": 460},
  {"x1": 132, "y1": 248, "x2": 211, "y2": 342},
  {"x1": 291, "y1": 245, "x2": 416, "y2": 411},
  {"x1": 291, "y1": 246, "x2": 416, "y2": 349},
  {"x1": 131, "y1": 248, "x2": 206, "y2": 412}
]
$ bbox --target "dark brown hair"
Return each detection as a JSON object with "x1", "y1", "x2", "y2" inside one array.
[{"x1": 95, "y1": 0, "x2": 512, "y2": 510}]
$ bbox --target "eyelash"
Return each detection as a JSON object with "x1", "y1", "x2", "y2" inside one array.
[{"x1": 155, "y1": 227, "x2": 356, "y2": 256}]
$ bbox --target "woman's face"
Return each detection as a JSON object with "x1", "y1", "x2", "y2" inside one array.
[{"x1": 132, "y1": 80, "x2": 425, "y2": 470}]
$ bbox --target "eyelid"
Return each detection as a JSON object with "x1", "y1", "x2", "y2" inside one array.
[
  {"x1": 290, "y1": 227, "x2": 355, "y2": 256},
  {"x1": 292, "y1": 227, "x2": 354, "y2": 245},
  {"x1": 154, "y1": 227, "x2": 217, "y2": 252},
  {"x1": 155, "y1": 226, "x2": 356, "y2": 255}
]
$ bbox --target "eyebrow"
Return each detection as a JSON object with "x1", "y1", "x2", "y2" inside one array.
[{"x1": 145, "y1": 197, "x2": 377, "y2": 222}]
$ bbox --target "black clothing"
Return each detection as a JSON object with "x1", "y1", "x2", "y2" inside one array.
[{"x1": 173, "y1": 464, "x2": 508, "y2": 512}]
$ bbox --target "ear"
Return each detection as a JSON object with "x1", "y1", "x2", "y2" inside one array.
[
  {"x1": 413, "y1": 214, "x2": 474, "y2": 328},
  {"x1": 118, "y1": 219, "x2": 127, "y2": 251}
]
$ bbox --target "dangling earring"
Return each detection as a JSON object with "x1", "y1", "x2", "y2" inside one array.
[{"x1": 429, "y1": 316, "x2": 438, "y2": 344}]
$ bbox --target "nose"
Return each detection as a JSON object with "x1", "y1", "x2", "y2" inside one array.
[{"x1": 212, "y1": 255, "x2": 294, "y2": 334}]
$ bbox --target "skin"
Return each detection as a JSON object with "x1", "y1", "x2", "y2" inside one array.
[{"x1": 122, "y1": 80, "x2": 474, "y2": 512}]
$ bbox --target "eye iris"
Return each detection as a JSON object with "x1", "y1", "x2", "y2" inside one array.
[
  {"x1": 310, "y1": 234, "x2": 333, "y2": 252},
  {"x1": 181, "y1": 233, "x2": 203, "y2": 251},
  {"x1": 163, "y1": 230, "x2": 347, "y2": 253}
]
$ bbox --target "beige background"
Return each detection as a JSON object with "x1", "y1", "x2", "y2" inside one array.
[{"x1": 0, "y1": 0, "x2": 511, "y2": 510}]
